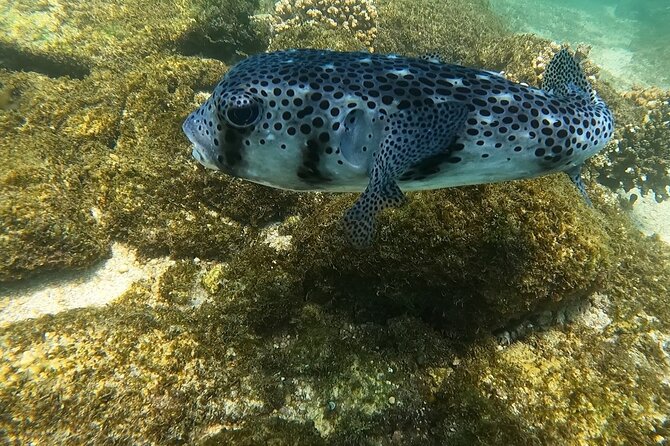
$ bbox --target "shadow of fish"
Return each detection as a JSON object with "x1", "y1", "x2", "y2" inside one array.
[{"x1": 183, "y1": 48, "x2": 614, "y2": 248}]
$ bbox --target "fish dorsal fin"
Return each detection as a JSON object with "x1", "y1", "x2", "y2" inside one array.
[
  {"x1": 420, "y1": 52, "x2": 444, "y2": 64},
  {"x1": 542, "y1": 48, "x2": 594, "y2": 103}
]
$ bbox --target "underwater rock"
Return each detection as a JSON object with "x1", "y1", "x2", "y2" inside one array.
[
  {"x1": 374, "y1": 0, "x2": 505, "y2": 65},
  {"x1": 282, "y1": 176, "x2": 612, "y2": 335},
  {"x1": 0, "y1": 70, "x2": 115, "y2": 282},
  {"x1": 2, "y1": 0, "x2": 670, "y2": 443},
  {"x1": 0, "y1": 54, "x2": 302, "y2": 282},
  {"x1": 1, "y1": 207, "x2": 669, "y2": 444},
  {"x1": 267, "y1": 0, "x2": 506, "y2": 63},
  {"x1": 0, "y1": 0, "x2": 263, "y2": 72}
]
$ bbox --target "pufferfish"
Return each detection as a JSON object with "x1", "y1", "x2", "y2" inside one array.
[{"x1": 182, "y1": 48, "x2": 614, "y2": 247}]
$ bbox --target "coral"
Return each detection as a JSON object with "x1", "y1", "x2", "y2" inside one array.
[
  {"x1": 267, "y1": 0, "x2": 507, "y2": 65},
  {"x1": 271, "y1": 0, "x2": 379, "y2": 51},
  {"x1": 0, "y1": 0, "x2": 274, "y2": 282},
  {"x1": 476, "y1": 35, "x2": 601, "y2": 87},
  {"x1": 268, "y1": 22, "x2": 370, "y2": 53},
  {"x1": 595, "y1": 86, "x2": 670, "y2": 202}
]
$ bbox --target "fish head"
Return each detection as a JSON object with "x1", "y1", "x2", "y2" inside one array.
[{"x1": 182, "y1": 87, "x2": 270, "y2": 176}]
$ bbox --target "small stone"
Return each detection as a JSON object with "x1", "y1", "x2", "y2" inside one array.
[{"x1": 388, "y1": 396, "x2": 396, "y2": 405}]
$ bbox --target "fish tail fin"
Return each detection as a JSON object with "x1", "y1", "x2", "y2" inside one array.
[{"x1": 542, "y1": 48, "x2": 596, "y2": 104}]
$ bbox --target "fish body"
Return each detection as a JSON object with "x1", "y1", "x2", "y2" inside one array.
[{"x1": 183, "y1": 49, "x2": 614, "y2": 246}]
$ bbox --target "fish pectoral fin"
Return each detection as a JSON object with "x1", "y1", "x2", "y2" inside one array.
[
  {"x1": 565, "y1": 164, "x2": 593, "y2": 207},
  {"x1": 343, "y1": 101, "x2": 467, "y2": 247},
  {"x1": 344, "y1": 176, "x2": 405, "y2": 249}
]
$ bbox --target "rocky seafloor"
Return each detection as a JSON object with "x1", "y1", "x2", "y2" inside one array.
[{"x1": 1, "y1": 0, "x2": 669, "y2": 444}]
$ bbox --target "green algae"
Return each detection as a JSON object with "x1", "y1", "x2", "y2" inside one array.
[
  {"x1": 269, "y1": 23, "x2": 370, "y2": 53},
  {"x1": 1, "y1": 213, "x2": 668, "y2": 444},
  {"x1": 375, "y1": 0, "x2": 505, "y2": 65},
  {"x1": 0, "y1": 54, "x2": 301, "y2": 281},
  {"x1": 266, "y1": 0, "x2": 506, "y2": 63},
  {"x1": 0, "y1": 0, "x2": 264, "y2": 72},
  {"x1": 279, "y1": 176, "x2": 611, "y2": 335},
  {"x1": 0, "y1": 71, "x2": 115, "y2": 281},
  {"x1": 158, "y1": 260, "x2": 199, "y2": 305}
]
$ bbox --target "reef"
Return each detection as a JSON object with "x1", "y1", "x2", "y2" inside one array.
[
  {"x1": 266, "y1": 0, "x2": 506, "y2": 64},
  {"x1": 0, "y1": 0, "x2": 289, "y2": 281},
  {"x1": 1, "y1": 0, "x2": 669, "y2": 443},
  {"x1": 596, "y1": 87, "x2": 670, "y2": 202},
  {"x1": 0, "y1": 0, "x2": 264, "y2": 72},
  {"x1": 1, "y1": 197, "x2": 669, "y2": 444}
]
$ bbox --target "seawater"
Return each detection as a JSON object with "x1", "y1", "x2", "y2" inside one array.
[{"x1": 490, "y1": 0, "x2": 670, "y2": 89}]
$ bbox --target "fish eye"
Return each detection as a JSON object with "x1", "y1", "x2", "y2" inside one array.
[{"x1": 225, "y1": 102, "x2": 260, "y2": 128}]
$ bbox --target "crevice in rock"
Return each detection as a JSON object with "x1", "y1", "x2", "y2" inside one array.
[{"x1": 0, "y1": 43, "x2": 90, "y2": 79}]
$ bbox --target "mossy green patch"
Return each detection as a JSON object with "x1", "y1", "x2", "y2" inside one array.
[
  {"x1": 0, "y1": 54, "x2": 303, "y2": 282},
  {"x1": 2, "y1": 0, "x2": 670, "y2": 442},
  {"x1": 276, "y1": 175, "x2": 611, "y2": 336},
  {"x1": 375, "y1": 0, "x2": 505, "y2": 64},
  {"x1": 0, "y1": 0, "x2": 264, "y2": 72},
  {"x1": 2, "y1": 217, "x2": 668, "y2": 444},
  {"x1": 158, "y1": 260, "x2": 199, "y2": 305},
  {"x1": 269, "y1": 23, "x2": 370, "y2": 53},
  {"x1": 0, "y1": 71, "x2": 117, "y2": 281}
]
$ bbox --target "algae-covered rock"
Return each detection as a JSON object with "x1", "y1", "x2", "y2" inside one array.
[
  {"x1": 0, "y1": 70, "x2": 118, "y2": 281},
  {"x1": 267, "y1": 0, "x2": 505, "y2": 61},
  {"x1": 279, "y1": 176, "x2": 612, "y2": 335},
  {"x1": 1, "y1": 208, "x2": 668, "y2": 444},
  {"x1": 375, "y1": 0, "x2": 505, "y2": 64},
  {"x1": 0, "y1": 0, "x2": 274, "y2": 282},
  {"x1": 96, "y1": 55, "x2": 299, "y2": 259},
  {"x1": 0, "y1": 0, "x2": 264, "y2": 71},
  {"x1": 268, "y1": 23, "x2": 371, "y2": 53},
  {"x1": 0, "y1": 53, "x2": 303, "y2": 281}
]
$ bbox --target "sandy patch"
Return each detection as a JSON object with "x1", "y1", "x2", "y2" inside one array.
[{"x1": 0, "y1": 243, "x2": 172, "y2": 325}]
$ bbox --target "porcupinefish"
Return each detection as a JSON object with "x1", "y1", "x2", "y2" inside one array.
[{"x1": 183, "y1": 49, "x2": 614, "y2": 247}]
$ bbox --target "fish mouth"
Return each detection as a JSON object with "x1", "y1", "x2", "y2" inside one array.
[
  {"x1": 189, "y1": 145, "x2": 219, "y2": 170},
  {"x1": 183, "y1": 116, "x2": 220, "y2": 170}
]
